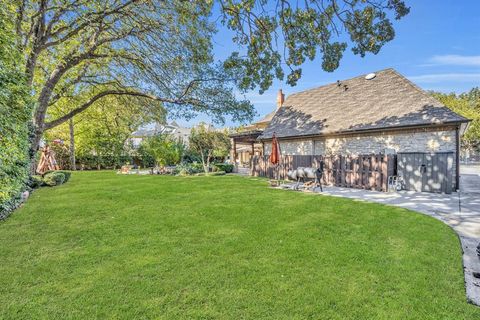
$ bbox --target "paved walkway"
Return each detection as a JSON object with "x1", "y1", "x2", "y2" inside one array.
[{"x1": 277, "y1": 165, "x2": 480, "y2": 305}]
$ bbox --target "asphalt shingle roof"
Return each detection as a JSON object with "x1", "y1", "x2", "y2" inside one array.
[{"x1": 259, "y1": 68, "x2": 468, "y2": 140}]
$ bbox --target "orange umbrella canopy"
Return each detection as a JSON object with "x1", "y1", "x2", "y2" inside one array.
[{"x1": 269, "y1": 134, "x2": 280, "y2": 165}]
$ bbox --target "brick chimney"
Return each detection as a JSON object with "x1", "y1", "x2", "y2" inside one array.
[{"x1": 276, "y1": 89, "x2": 285, "y2": 109}]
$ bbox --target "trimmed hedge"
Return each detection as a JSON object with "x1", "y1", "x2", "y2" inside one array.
[
  {"x1": 76, "y1": 155, "x2": 133, "y2": 170},
  {"x1": 214, "y1": 163, "x2": 234, "y2": 173},
  {"x1": 43, "y1": 172, "x2": 66, "y2": 186},
  {"x1": 29, "y1": 175, "x2": 45, "y2": 188},
  {"x1": 42, "y1": 170, "x2": 71, "y2": 183}
]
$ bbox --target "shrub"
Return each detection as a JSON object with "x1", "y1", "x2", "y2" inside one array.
[
  {"x1": 76, "y1": 155, "x2": 132, "y2": 170},
  {"x1": 57, "y1": 171, "x2": 71, "y2": 182},
  {"x1": 42, "y1": 170, "x2": 71, "y2": 182},
  {"x1": 174, "y1": 162, "x2": 204, "y2": 176},
  {"x1": 30, "y1": 175, "x2": 45, "y2": 188},
  {"x1": 214, "y1": 163, "x2": 234, "y2": 173},
  {"x1": 43, "y1": 172, "x2": 66, "y2": 187}
]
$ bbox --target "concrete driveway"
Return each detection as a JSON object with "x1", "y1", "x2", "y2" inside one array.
[{"x1": 278, "y1": 164, "x2": 480, "y2": 305}]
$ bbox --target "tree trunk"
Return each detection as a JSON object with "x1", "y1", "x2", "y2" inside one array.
[
  {"x1": 200, "y1": 152, "x2": 208, "y2": 173},
  {"x1": 29, "y1": 127, "x2": 44, "y2": 174},
  {"x1": 205, "y1": 151, "x2": 212, "y2": 174},
  {"x1": 69, "y1": 118, "x2": 76, "y2": 170}
]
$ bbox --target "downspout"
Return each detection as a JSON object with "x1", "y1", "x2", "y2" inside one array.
[{"x1": 456, "y1": 125, "x2": 460, "y2": 191}]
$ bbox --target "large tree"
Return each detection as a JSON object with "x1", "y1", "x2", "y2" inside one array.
[
  {"x1": 432, "y1": 88, "x2": 480, "y2": 153},
  {"x1": 141, "y1": 134, "x2": 184, "y2": 168},
  {"x1": 13, "y1": 0, "x2": 409, "y2": 156},
  {"x1": 45, "y1": 94, "x2": 166, "y2": 168}
]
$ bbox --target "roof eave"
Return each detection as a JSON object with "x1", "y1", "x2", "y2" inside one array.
[
  {"x1": 229, "y1": 129, "x2": 263, "y2": 139},
  {"x1": 258, "y1": 120, "x2": 470, "y2": 141}
]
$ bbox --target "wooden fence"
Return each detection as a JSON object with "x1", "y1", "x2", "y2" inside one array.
[{"x1": 250, "y1": 154, "x2": 396, "y2": 192}]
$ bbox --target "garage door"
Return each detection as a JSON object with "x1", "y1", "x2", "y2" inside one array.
[{"x1": 397, "y1": 152, "x2": 454, "y2": 194}]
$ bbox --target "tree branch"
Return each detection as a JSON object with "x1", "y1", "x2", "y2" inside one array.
[{"x1": 44, "y1": 89, "x2": 200, "y2": 130}]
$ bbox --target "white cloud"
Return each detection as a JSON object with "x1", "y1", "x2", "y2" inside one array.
[
  {"x1": 428, "y1": 54, "x2": 480, "y2": 66},
  {"x1": 407, "y1": 73, "x2": 480, "y2": 83}
]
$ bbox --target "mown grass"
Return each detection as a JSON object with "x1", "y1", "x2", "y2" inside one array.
[{"x1": 1, "y1": 171, "x2": 479, "y2": 319}]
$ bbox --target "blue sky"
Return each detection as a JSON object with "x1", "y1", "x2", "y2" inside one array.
[{"x1": 174, "y1": 0, "x2": 480, "y2": 128}]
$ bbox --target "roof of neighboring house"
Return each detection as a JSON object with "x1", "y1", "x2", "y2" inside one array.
[
  {"x1": 132, "y1": 122, "x2": 191, "y2": 138},
  {"x1": 259, "y1": 68, "x2": 469, "y2": 140},
  {"x1": 131, "y1": 128, "x2": 158, "y2": 137}
]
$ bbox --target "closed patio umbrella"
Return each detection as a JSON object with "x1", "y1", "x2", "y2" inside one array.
[
  {"x1": 269, "y1": 134, "x2": 281, "y2": 183},
  {"x1": 269, "y1": 133, "x2": 280, "y2": 165}
]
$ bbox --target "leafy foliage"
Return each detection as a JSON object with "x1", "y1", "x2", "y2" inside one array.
[
  {"x1": 174, "y1": 162, "x2": 205, "y2": 176},
  {"x1": 189, "y1": 124, "x2": 231, "y2": 173},
  {"x1": 136, "y1": 145, "x2": 156, "y2": 169},
  {"x1": 15, "y1": 0, "x2": 254, "y2": 155},
  {"x1": 140, "y1": 135, "x2": 185, "y2": 168},
  {"x1": 48, "y1": 143, "x2": 71, "y2": 170},
  {"x1": 43, "y1": 171, "x2": 66, "y2": 187},
  {"x1": 432, "y1": 88, "x2": 480, "y2": 151},
  {"x1": 29, "y1": 175, "x2": 45, "y2": 188},
  {"x1": 75, "y1": 155, "x2": 133, "y2": 170},
  {"x1": 13, "y1": 0, "x2": 407, "y2": 156},
  {"x1": 221, "y1": 0, "x2": 410, "y2": 92},
  {"x1": 214, "y1": 163, "x2": 234, "y2": 173},
  {"x1": 0, "y1": 4, "x2": 33, "y2": 218},
  {"x1": 45, "y1": 94, "x2": 165, "y2": 169}
]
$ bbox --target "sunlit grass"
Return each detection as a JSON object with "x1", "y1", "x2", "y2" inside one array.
[{"x1": 1, "y1": 171, "x2": 478, "y2": 319}]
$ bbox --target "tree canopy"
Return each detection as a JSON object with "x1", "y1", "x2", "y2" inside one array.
[
  {"x1": 432, "y1": 88, "x2": 480, "y2": 152},
  {"x1": 45, "y1": 94, "x2": 165, "y2": 166},
  {"x1": 140, "y1": 134, "x2": 184, "y2": 168},
  {"x1": 11, "y1": 0, "x2": 409, "y2": 153},
  {"x1": 189, "y1": 124, "x2": 231, "y2": 173},
  {"x1": 221, "y1": 0, "x2": 409, "y2": 92}
]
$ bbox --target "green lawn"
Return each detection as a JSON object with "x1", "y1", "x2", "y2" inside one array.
[{"x1": 1, "y1": 172, "x2": 479, "y2": 319}]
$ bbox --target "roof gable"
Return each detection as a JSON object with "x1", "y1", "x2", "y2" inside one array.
[{"x1": 260, "y1": 68, "x2": 468, "y2": 139}]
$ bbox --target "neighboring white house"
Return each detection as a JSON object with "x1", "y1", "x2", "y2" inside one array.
[{"x1": 130, "y1": 121, "x2": 192, "y2": 148}]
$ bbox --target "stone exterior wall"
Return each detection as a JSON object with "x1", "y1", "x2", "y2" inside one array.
[
  {"x1": 264, "y1": 139, "x2": 313, "y2": 155},
  {"x1": 312, "y1": 128, "x2": 456, "y2": 155},
  {"x1": 264, "y1": 127, "x2": 456, "y2": 156}
]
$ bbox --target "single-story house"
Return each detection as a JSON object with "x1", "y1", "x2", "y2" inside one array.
[{"x1": 231, "y1": 68, "x2": 470, "y2": 192}]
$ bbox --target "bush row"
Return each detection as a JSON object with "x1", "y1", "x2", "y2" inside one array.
[
  {"x1": 30, "y1": 171, "x2": 72, "y2": 188},
  {"x1": 213, "y1": 163, "x2": 234, "y2": 173},
  {"x1": 173, "y1": 162, "x2": 234, "y2": 176}
]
